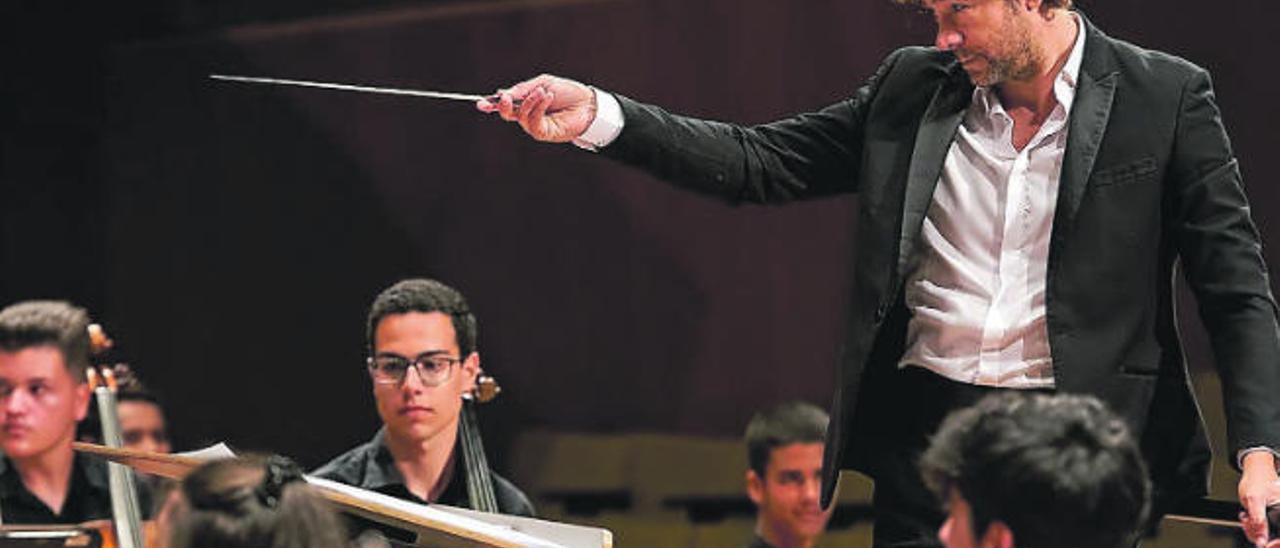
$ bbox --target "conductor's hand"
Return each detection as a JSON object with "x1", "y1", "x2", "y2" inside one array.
[
  {"x1": 1238, "y1": 451, "x2": 1280, "y2": 547},
  {"x1": 476, "y1": 74, "x2": 596, "y2": 143}
]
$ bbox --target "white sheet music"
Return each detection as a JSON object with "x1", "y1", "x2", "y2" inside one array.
[
  {"x1": 172, "y1": 442, "x2": 237, "y2": 461},
  {"x1": 305, "y1": 476, "x2": 576, "y2": 548}
]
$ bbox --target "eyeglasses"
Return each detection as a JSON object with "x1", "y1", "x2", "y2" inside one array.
[{"x1": 366, "y1": 353, "x2": 462, "y2": 387}]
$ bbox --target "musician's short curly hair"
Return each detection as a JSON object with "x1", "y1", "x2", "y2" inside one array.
[{"x1": 366, "y1": 278, "x2": 478, "y2": 357}]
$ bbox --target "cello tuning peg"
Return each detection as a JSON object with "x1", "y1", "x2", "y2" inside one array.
[
  {"x1": 474, "y1": 375, "x2": 501, "y2": 404},
  {"x1": 87, "y1": 324, "x2": 115, "y2": 355}
]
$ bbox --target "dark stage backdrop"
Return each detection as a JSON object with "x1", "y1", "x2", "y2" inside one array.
[{"x1": 3, "y1": 0, "x2": 1276, "y2": 489}]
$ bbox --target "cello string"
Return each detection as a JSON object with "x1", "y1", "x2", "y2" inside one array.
[{"x1": 460, "y1": 400, "x2": 499, "y2": 512}]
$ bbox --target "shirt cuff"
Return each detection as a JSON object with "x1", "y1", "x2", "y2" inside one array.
[
  {"x1": 1237, "y1": 446, "x2": 1280, "y2": 470},
  {"x1": 571, "y1": 87, "x2": 624, "y2": 152}
]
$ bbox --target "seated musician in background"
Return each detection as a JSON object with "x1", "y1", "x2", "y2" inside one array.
[
  {"x1": 0, "y1": 300, "x2": 151, "y2": 523},
  {"x1": 77, "y1": 364, "x2": 172, "y2": 454},
  {"x1": 313, "y1": 278, "x2": 534, "y2": 517},
  {"x1": 743, "y1": 401, "x2": 833, "y2": 548},
  {"x1": 77, "y1": 364, "x2": 174, "y2": 502},
  {"x1": 164, "y1": 454, "x2": 351, "y2": 548},
  {"x1": 919, "y1": 393, "x2": 1150, "y2": 548},
  {"x1": 104, "y1": 365, "x2": 171, "y2": 455}
]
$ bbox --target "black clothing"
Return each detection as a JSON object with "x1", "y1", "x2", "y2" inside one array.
[
  {"x1": 745, "y1": 533, "x2": 773, "y2": 548},
  {"x1": 865, "y1": 367, "x2": 1055, "y2": 547},
  {"x1": 0, "y1": 453, "x2": 151, "y2": 525},
  {"x1": 599, "y1": 12, "x2": 1279, "y2": 528},
  {"x1": 312, "y1": 428, "x2": 535, "y2": 542}
]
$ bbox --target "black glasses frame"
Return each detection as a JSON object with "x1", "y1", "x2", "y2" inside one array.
[{"x1": 366, "y1": 353, "x2": 462, "y2": 386}]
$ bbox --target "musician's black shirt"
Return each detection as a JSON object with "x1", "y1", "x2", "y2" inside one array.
[
  {"x1": 0, "y1": 453, "x2": 151, "y2": 525},
  {"x1": 313, "y1": 428, "x2": 535, "y2": 542}
]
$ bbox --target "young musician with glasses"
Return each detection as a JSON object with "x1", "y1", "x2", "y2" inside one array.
[{"x1": 312, "y1": 279, "x2": 534, "y2": 528}]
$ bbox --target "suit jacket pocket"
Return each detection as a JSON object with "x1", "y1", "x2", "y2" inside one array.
[{"x1": 1091, "y1": 157, "x2": 1158, "y2": 188}]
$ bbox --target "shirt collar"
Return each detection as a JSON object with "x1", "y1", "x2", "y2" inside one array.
[
  {"x1": 1054, "y1": 11, "x2": 1087, "y2": 112},
  {"x1": 0, "y1": 457, "x2": 17, "y2": 498},
  {"x1": 0, "y1": 453, "x2": 108, "y2": 497},
  {"x1": 361, "y1": 427, "x2": 406, "y2": 490},
  {"x1": 363, "y1": 427, "x2": 474, "y2": 503}
]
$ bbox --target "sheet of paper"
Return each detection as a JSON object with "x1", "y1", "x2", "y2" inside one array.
[
  {"x1": 173, "y1": 442, "x2": 237, "y2": 461},
  {"x1": 306, "y1": 476, "x2": 572, "y2": 548}
]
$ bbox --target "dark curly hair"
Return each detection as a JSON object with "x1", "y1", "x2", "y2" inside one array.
[
  {"x1": 365, "y1": 279, "x2": 478, "y2": 357},
  {"x1": 920, "y1": 392, "x2": 1150, "y2": 548}
]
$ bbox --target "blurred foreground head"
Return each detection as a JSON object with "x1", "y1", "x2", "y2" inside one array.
[
  {"x1": 920, "y1": 392, "x2": 1150, "y2": 548},
  {"x1": 166, "y1": 455, "x2": 348, "y2": 548}
]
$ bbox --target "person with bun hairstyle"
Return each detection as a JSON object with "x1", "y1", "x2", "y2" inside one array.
[{"x1": 164, "y1": 455, "x2": 348, "y2": 548}]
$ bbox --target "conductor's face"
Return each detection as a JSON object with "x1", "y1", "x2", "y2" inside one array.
[
  {"x1": 371, "y1": 312, "x2": 479, "y2": 447},
  {"x1": 0, "y1": 346, "x2": 91, "y2": 462},
  {"x1": 927, "y1": 0, "x2": 1042, "y2": 87}
]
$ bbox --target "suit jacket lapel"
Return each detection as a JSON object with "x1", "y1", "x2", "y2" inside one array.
[
  {"x1": 896, "y1": 15, "x2": 1117, "y2": 283},
  {"x1": 898, "y1": 70, "x2": 971, "y2": 278},
  {"x1": 1053, "y1": 17, "x2": 1118, "y2": 256}
]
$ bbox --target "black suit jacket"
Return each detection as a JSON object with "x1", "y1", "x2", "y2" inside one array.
[{"x1": 601, "y1": 15, "x2": 1280, "y2": 507}]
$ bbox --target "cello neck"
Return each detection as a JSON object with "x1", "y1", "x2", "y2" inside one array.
[
  {"x1": 86, "y1": 332, "x2": 147, "y2": 548},
  {"x1": 458, "y1": 398, "x2": 499, "y2": 513}
]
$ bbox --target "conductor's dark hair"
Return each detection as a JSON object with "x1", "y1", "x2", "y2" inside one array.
[
  {"x1": 0, "y1": 300, "x2": 92, "y2": 381},
  {"x1": 168, "y1": 455, "x2": 347, "y2": 548},
  {"x1": 745, "y1": 401, "x2": 829, "y2": 477},
  {"x1": 920, "y1": 393, "x2": 1151, "y2": 548},
  {"x1": 366, "y1": 278, "x2": 478, "y2": 357}
]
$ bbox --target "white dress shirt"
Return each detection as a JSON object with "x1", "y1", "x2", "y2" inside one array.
[
  {"x1": 578, "y1": 17, "x2": 1088, "y2": 390},
  {"x1": 573, "y1": 12, "x2": 1276, "y2": 466},
  {"x1": 899, "y1": 16, "x2": 1086, "y2": 389}
]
